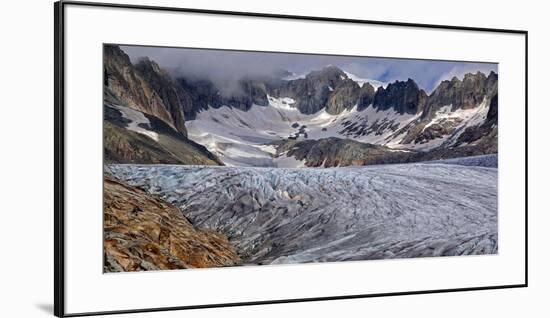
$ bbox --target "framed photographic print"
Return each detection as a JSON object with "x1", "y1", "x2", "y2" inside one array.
[{"x1": 54, "y1": 1, "x2": 528, "y2": 317}]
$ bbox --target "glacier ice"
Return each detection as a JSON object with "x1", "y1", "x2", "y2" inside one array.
[{"x1": 106, "y1": 162, "x2": 498, "y2": 265}]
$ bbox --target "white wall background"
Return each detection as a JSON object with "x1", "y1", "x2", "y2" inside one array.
[{"x1": 0, "y1": 0, "x2": 547, "y2": 317}]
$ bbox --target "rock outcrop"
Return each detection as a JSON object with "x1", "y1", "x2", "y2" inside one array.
[
  {"x1": 424, "y1": 71, "x2": 498, "y2": 116},
  {"x1": 395, "y1": 72, "x2": 498, "y2": 148},
  {"x1": 451, "y1": 93, "x2": 498, "y2": 153},
  {"x1": 175, "y1": 78, "x2": 222, "y2": 120},
  {"x1": 104, "y1": 177, "x2": 240, "y2": 272},
  {"x1": 326, "y1": 78, "x2": 361, "y2": 115},
  {"x1": 275, "y1": 137, "x2": 413, "y2": 167},
  {"x1": 172, "y1": 77, "x2": 270, "y2": 119},
  {"x1": 357, "y1": 82, "x2": 376, "y2": 111},
  {"x1": 373, "y1": 79, "x2": 428, "y2": 115},
  {"x1": 104, "y1": 104, "x2": 223, "y2": 165},
  {"x1": 134, "y1": 57, "x2": 188, "y2": 134},
  {"x1": 104, "y1": 45, "x2": 187, "y2": 135},
  {"x1": 271, "y1": 65, "x2": 360, "y2": 114},
  {"x1": 218, "y1": 79, "x2": 269, "y2": 111}
]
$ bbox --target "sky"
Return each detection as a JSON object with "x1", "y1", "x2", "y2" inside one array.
[{"x1": 120, "y1": 45, "x2": 497, "y2": 93}]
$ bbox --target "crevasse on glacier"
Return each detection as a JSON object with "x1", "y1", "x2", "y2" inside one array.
[{"x1": 106, "y1": 159, "x2": 498, "y2": 265}]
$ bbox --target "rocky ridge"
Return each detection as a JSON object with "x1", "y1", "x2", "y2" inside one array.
[{"x1": 104, "y1": 45, "x2": 187, "y2": 135}]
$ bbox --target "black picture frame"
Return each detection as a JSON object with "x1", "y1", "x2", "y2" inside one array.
[{"x1": 54, "y1": 1, "x2": 528, "y2": 317}]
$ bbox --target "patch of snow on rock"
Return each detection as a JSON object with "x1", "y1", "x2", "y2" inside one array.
[{"x1": 109, "y1": 104, "x2": 159, "y2": 141}]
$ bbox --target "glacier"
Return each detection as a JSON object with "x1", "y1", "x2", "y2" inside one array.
[{"x1": 106, "y1": 161, "x2": 498, "y2": 265}]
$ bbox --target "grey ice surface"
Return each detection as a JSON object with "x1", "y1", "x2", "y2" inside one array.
[
  {"x1": 106, "y1": 162, "x2": 498, "y2": 264},
  {"x1": 423, "y1": 154, "x2": 498, "y2": 168}
]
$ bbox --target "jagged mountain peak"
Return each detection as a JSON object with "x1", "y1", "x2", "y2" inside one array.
[
  {"x1": 362, "y1": 81, "x2": 376, "y2": 91},
  {"x1": 104, "y1": 44, "x2": 132, "y2": 66},
  {"x1": 428, "y1": 70, "x2": 498, "y2": 113},
  {"x1": 384, "y1": 78, "x2": 422, "y2": 90},
  {"x1": 463, "y1": 71, "x2": 487, "y2": 83},
  {"x1": 305, "y1": 64, "x2": 347, "y2": 81},
  {"x1": 104, "y1": 44, "x2": 187, "y2": 135},
  {"x1": 373, "y1": 78, "x2": 427, "y2": 115},
  {"x1": 135, "y1": 56, "x2": 167, "y2": 77},
  {"x1": 357, "y1": 82, "x2": 377, "y2": 111},
  {"x1": 437, "y1": 71, "x2": 497, "y2": 90}
]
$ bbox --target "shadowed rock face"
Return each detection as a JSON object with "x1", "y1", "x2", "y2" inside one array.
[
  {"x1": 395, "y1": 72, "x2": 498, "y2": 149},
  {"x1": 175, "y1": 78, "x2": 222, "y2": 119},
  {"x1": 451, "y1": 93, "x2": 498, "y2": 153},
  {"x1": 103, "y1": 177, "x2": 240, "y2": 272},
  {"x1": 357, "y1": 82, "x2": 376, "y2": 111},
  {"x1": 271, "y1": 65, "x2": 361, "y2": 114},
  {"x1": 134, "y1": 58, "x2": 187, "y2": 134},
  {"x1": 107, "y1": 164, "x2": 498, "y2": 265},
  {"x1": 425, "y1": 71, "x2": 498, "y2": 115},
  {"x1": 373, "y1": 79, "x2": 428, "y2": 115},
  {"x1": 326, "y1": 79, "x2": 361, "y2": 115},
  {"x1": 174, "y1": 78, "x2": 270, "y2": 119},
  {"x1": 103, "y1": 45, "x2": 187, "y2": 135},
  {"x1": 218, "y1": 80, "x2": 269, "y2": 111}
]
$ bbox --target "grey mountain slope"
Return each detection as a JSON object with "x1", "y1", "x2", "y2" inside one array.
[
  {"x1": 104, "y1": 104, "x2": 223, "y2": 165},
  {"x1": 395, "y1": 72, "x2": 498, "y2": 147},
  {"x1": 275, "y1": 137, "x2": 414, "y2": 167}
]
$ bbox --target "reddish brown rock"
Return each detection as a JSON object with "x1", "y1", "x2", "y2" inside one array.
[{"x1": 103, "y1": 177, "x2": 240, "y2": 272}]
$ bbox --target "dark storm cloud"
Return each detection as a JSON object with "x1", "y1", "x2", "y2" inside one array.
[{"x1": 120, "y1": 45, "x2": 497, "y2": 93}]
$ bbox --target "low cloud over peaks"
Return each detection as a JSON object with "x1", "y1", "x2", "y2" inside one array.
[{"x1": 120, "y1": 45, "x2": 497, "y2": 94}]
